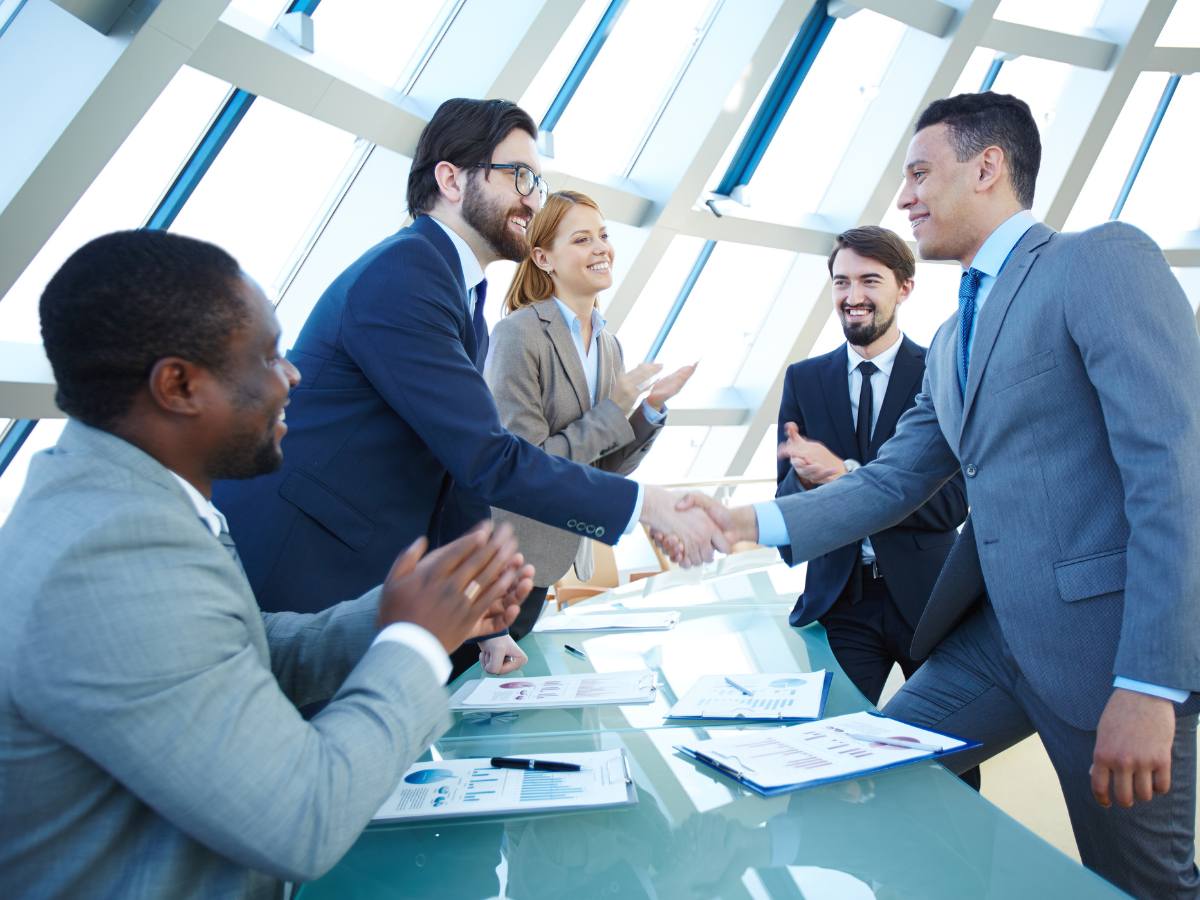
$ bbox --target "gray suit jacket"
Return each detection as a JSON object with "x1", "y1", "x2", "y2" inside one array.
[
  {"x1": 485, "y1": 300, "x2": 661, "y2": 585},
  {"x1": 0, "y1": 422, "x2": 449, "y2": 899},
  {"x1": 775, "y1": 221, "x2": 1200, "y2": 730}
]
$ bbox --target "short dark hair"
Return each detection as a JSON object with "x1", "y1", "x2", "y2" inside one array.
[
  {"x1": 828, "y1": 226, "x2": 915, "y2": 285},
  {"x1": 406, "y1": 98, "x2": 538, "y2": 218},
  {"x1": 915, "y1": 91, "x2": 1041, "y2": 208},
  {"x1": 39, "y1": 230, "x2": 247, "y2": 428}
]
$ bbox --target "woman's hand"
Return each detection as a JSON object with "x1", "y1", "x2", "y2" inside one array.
[
  {"x1": 646, "y1": 362, "x2": 697, "y2": 411},
  {"x1": 612, "y1": 362, "x2": 662, "y2": 414}
]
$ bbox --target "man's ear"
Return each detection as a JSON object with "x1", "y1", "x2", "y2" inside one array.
[
  {"x1": 433, "y1": 160, "x2": 468, "y2": 205},
  {"x1": 896, "y1": 277, "x2": 915, "y2": 304},
  {"x1": 147, "y1": 357, "x2": 208, "y2": 416},
  {"x1": 976, "y1": 145, "x2": 1006, "y2": 194}
]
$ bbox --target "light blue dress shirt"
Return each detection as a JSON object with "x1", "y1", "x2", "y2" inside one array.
[
  {"x1": 753, "y1": 212, "x2": 1184, "y2": 703},
  {"x1": 552, "y1": 298, "x2": 666, "y2": 424},
  {"x1": 428, "y1": 219, "x2": 644, "y2": 535}
]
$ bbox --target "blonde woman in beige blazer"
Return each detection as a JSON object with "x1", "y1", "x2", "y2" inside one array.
[{"x1": 482, "y1": 191, "x2": 695, "y2": 664}]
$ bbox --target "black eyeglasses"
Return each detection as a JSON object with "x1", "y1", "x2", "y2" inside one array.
[{"x1": 474, "y1": 163, "x2": 549, "y2": 201}]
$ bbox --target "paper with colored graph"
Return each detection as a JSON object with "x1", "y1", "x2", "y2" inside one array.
[
  {"x1": 451, "y1": 671, "x2": 657, "y2": 710},
  {"x1": 667, "y1": 671, "x2": 831, "y2": 722},
  {"x1": 373, "y1": 750, "x2": 635, "y2": 822},
  {"x1": 675, "y1": 711, "x2": 978, "y2": 795}
]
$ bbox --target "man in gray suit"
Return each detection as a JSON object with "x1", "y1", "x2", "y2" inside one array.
[
  {"x1": 681, "y1": 92, "x2": 1200, "y2": 897},
  {"x1": 0, "y1": 230, "x2": 529, "y2": 899}
]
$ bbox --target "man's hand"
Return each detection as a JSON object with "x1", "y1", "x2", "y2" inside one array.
[
  {"x1": 646, "y1": 362, "x2": 697, "y2": 411},
  {"x1": 1091, "y1": 688, "x2": 1176, "y2": 808},
  {"x1": 612, "y1": 362, "x2": 662, "y2": 414},
  {"x1": 479, "y1": 633, "x2": 528, "y2": 675},
  {"x1": 672, "y1": 492, "x2": 758, "y2": 546},
  {"x1": 376, "y1": 523, "x2": 526, "y2": 652},
  {"x1": 640, "y1": 485, "x2": 730, "y2": 567},
  {"x1": 778, "y1": 422, "x2": 847, "y2": 486}
]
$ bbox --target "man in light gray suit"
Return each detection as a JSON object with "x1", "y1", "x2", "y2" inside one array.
[
  {"x1": 0, "y1": 230, "x2": 529, "y2": 899},
  {"x1": 681, "y1": 92, "x2": 1200, "y2": 897}
]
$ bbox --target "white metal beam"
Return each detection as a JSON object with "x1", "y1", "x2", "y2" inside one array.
[
  {"x1": 0, "y1": 0, "x2": 229, "y2": 303},
  {"x1": 981, "y1": 20, "x2": 1117, "y2": 70}
]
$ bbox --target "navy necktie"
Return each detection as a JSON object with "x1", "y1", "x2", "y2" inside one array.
[
  {"x1": 957, "y1": 267, "x2": 983, "y2": 393},
  {"x1": 472, "y1": 279, "x2": 488, "y2": 350}
]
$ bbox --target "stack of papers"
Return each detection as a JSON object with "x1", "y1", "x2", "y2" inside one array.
[
  {"x1": 450, "y1": 671, "x2": 657, "y2": 711},
  {"x1": 532, "y1": 611, "x2": 681, "y2": 633},
  {"x1": 373, "y1": 750, "x2": 636, "y2": 822},
  {"x1": 676, "y1": 711, "x2": 977, "y2": 795},
  {"x1": 667, "y1": 671, "x2": 831, "y2": 722}
]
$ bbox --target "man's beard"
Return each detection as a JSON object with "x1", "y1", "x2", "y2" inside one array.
[
  {"x1": 209, "y1": 382, "x2": 284, "y2": 480},
  {"x1": 840, "y1": 306, "x2": 895, "y2": 346},
  {"x1": 462, "y1": 175, "x2": 528, "y2": 263}
]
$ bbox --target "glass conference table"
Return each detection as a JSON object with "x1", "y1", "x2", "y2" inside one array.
[{"x1": 297, "y1": 561, "x2": 1125, "y2": 899}]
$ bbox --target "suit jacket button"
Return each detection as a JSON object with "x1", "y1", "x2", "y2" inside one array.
[
  {"x1": 586, "y1": 525, "x2": 596, "y2": 534},
  {"x1": 595, "y1": 526, "x2": 605, "y2": 538},
  {"x1": 568, "y1": 518, "x2": 577, "y2": 528},
  {"x1": 965, "y1": 464, "x2": 977, "y2": 477}
]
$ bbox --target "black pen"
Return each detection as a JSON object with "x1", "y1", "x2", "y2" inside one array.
[
  {"x1": 564, "y1": 643, "x2": 588, "y2": 660},
  {"x1": 490, "y1": 757, "x2": 582, "y2": 772}
]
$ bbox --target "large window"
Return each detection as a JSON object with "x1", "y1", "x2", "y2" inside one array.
[
  {"x1": 0, "y1": 66, "x2": 230, "y2": 344},
  {"x1": 540, "y1": 0, "x2": 720, "y2": 178},
  {"x1": 705, "y1": 8, "x2": 905, "y2": 225},
  {"x1": 168, "y1": 98, "x2": 361, "y2": 302}
]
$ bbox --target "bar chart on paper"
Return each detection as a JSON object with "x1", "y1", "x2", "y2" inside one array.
[{"x1": 373, "y1": 751, "x2": 636, "y2": 822}]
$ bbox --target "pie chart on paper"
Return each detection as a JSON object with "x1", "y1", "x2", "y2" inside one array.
[{"x1": 404, "y1": 768, "x2": 455, "y2": 784}]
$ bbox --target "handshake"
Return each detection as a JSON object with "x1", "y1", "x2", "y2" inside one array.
[{"x1": 639, "y1": 486, "x2": 759, "y2": 568}]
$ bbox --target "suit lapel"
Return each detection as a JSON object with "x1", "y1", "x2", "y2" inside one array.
[
  {"x1": 960, "y1": 224, "x2": 1052, "y2": 431},
  {"x1": 817, "y1": 347, "x2": 858, "y2": 458},
  {"x1": 411, "y1": 216, "x2": 478, "y2": 361},
  {"x1": 536, "y1": 301, "x2": 591, "y2": 413},
  {"x1": 871, "y1": 337, "x2": 922, "y2": 457}
]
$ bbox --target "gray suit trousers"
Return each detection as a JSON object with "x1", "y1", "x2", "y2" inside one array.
[{"x1": 885, "y1": 603, "x2": 1199, "y2": 899}]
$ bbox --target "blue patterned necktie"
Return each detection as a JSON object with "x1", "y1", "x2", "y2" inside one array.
[{"x1": 957, "y1": 267, "x2": 983, "y2": 393}]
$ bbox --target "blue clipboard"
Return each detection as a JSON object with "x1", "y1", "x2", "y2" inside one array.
[{"x1": 675, "y1": 711, "x2": 982, "y2": 796}]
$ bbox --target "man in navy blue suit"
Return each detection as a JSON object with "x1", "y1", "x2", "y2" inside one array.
[
  {"x1": 775, "y1": 226, "x2": 967, "y2": 705},
  {"x1": 215, "y1": 99, "x2": 720, "y2": 675}
]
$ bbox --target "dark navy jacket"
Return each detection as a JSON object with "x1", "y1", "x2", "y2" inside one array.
[
  {"x1": 776, "y1": 337, "x2": 967, "y2": 632},
  {"x1": 215, "y1": 216, "x2": 637, "y2": 614}
]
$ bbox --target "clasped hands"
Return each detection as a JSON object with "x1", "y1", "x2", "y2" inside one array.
[{"x1": 641, "y1": 486, "x2": 758, "y2": 568}]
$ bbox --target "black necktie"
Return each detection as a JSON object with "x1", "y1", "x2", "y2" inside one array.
[{"x1": 856, "y1": 361, "x2": 878, "y2": 462}]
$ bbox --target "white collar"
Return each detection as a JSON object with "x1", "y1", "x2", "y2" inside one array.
[
  {"x1": 428, "y1": 215, "x2": 485, "y2": 292},
  {"x1": 167, "y1": 472, "x2": 227, "y2": 538},
  {"x1": 846, "y1": 332, "x2": 904, "y2": 377}
]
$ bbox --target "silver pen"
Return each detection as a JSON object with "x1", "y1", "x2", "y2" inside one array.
[
  {"x1": 844, "y1": 732, "x2": 944, "y2": 753},
  {"x1": 724, "y1": 676, "x2": 754, "y2": 696}
]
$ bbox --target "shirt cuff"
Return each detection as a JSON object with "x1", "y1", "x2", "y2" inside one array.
[
  {"x1": 624, "y1": 483, "x2": 644, "y2": 535},
  {"x1": 641, "y1": 401, "x2": 666, "y2": 424},
  {"x1": 373, "y1": 622, "x2": 452, "y2": 684},
  {"x1": 753, "y1": 501, "x2": 788, "y2": 548},
  {"x1": 1113, "y1": 677, "x2": 1189, "y2": 704}
]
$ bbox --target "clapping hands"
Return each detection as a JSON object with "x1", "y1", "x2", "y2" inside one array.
[{"x1": 779, "y1": 422, "x2": 847, "y2": 487}]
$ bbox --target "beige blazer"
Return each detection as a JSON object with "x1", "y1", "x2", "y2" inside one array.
[{"x1": 485, "y1": 299, "x2": 662, "y2": 586}]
